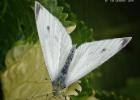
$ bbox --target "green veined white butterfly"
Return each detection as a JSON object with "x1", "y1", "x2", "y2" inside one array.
[{"x1": 35, "y1": 1, "x2": 132, "y2": 94}]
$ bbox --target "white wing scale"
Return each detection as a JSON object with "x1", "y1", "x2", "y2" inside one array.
[
  {"x1": 35, "y1": 1, "x2": 72, "y2": 81},
  {"x1": 65, "y1": 37, "x2": 132, "y2": 86}
]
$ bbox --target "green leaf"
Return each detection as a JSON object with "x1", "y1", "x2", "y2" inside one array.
[
  {"x1": 1, "y1": 42, "x2": 82, "y2": 99},
  {"x1": 120, "y1": 78, "x2": 140, "y2": 100}
]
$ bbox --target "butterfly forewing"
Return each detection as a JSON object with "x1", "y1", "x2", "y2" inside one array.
[
  {"x1": 35, "y1": 1, "x2": 72, "y2": 81},
  {"x1": 65, "y1": 37, "x2": 131, "y2": 86}
]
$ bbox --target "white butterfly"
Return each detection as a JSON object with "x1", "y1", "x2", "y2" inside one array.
[{"x1": 35, "y1": 1, "x2": 132, "y2": 92}]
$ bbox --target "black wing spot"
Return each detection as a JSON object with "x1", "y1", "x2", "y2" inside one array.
[
  {"x1": 47, "y1": 26, "x2": 50, "y2": 31},
  {"x1": 35, "y1": 3, "x2": 41, "y2": 20},
  {"x1": 121, "y1": 38, "x2": 128, "y2": 47},
  {"x1": 101, "y1": 48, "x2": 106, "y2": 53}
]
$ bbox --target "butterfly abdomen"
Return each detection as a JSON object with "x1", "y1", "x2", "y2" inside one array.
[
  {"x1": 52, "y1": 45, "x2": 76, "y2": 90},
  {"x1": 61, "y1": 45, "x2": 76, "y2": 74}
]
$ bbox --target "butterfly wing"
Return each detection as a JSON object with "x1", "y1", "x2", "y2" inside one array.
[
  {"x1": 35, "y1": 1, "x2": 72, "y2": 81},
  {"x1": 66, "y1": 37, "x2": 132, "y2": 86}
]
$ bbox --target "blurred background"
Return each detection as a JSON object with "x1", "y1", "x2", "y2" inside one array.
[
  {"x1": 66, "y1": 0, "x2": 140, "y2": 100},
  {"x1": 0, "y1": 0, "x2": 140, "y2": 99}
]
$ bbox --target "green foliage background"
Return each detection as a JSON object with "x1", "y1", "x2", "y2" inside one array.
[{"x1": 0, "y1": 0, "x2": 140, "y2": 99}]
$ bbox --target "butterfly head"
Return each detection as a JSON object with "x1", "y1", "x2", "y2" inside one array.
[{"x1": 52, "y1": 78, "x2": 66, "y2": 92}]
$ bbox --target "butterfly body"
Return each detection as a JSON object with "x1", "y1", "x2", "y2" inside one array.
[
  {"x1": 52, "y1": 45, "x2": 76, "y2": 92},
  {"x1": 35, "y1": 1, "x2": 132, "y2": 93}
]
